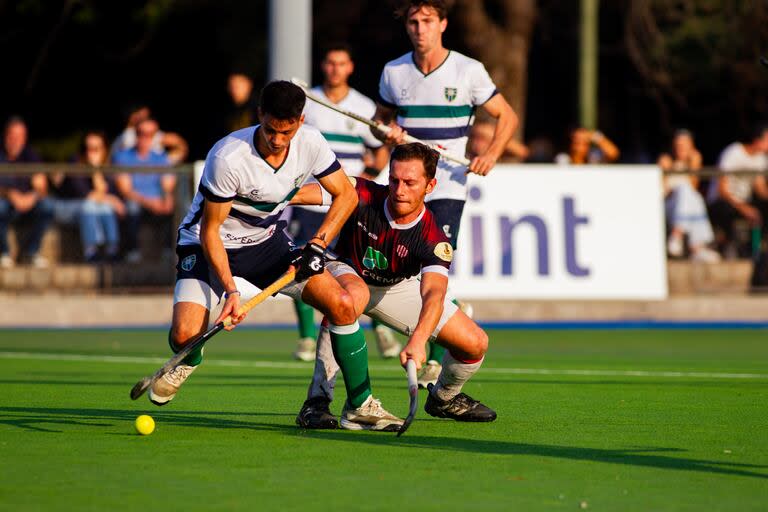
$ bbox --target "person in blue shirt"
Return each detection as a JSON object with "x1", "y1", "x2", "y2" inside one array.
[{"x1": 112, "y1": 118, "x2": 177, "y2": 263}]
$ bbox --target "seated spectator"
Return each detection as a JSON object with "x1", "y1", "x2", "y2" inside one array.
[
  {"x1": 658, "y1": 129, "x2": 720, "y2": 263},
  {"x1": 111, "y1": 104, "x2": 188, "y2": 164},
  {"x1": 707, "y1": 124, "x2": 768, "y2": 257},
  {"x1": 468, "y1": 119, "x2": 529, "y2": 162},
  {"x1": 0, "y1": 117, "x2": 53, "y2": 268},
  {"x1": 113, "y1": 118, "x2": 176, "y2": 263},
  {"x1": 50, "y1": 131, "x2": 125, "y2": 262},
  {"x1": 555, "y1": 127, "x2": 620, "y2": 165}
]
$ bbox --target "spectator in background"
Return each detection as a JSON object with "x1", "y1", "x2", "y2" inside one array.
[
  {"x1": 224, "y1": 72, "x2": 258, "y2": 133},
  {"x1": 555, "y1": 127, "x2": 620, "y2": 165},
  {"x1": 0, "y1": 117, "x2": 53, "y2": 268},
  {"x1": 113, "y1": 118, "x2": 176, "y2": 263},
  {"x1": 112, "y1": 104, "x2": 188, "y2": 164},
  {"x1": 50, "y1": 131, "x2": 124, "y2": 262},
  {"x1": 658, "y1": 129, "x2": 720, "y2": 263},
  {"x1": 468, "y1": 119, "x2": 529, "y2": 161},
  {"x1": 707, "y1": 124, "x2": 768, "y2": 257}
]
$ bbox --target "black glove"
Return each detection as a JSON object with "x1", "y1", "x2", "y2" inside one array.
[{"x1": 293, "y1": 242, "x2": 326, "y2": 282}]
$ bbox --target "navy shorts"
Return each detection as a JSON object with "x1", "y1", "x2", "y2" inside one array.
[
  {"x1": 426, "y1": 199, "x2": 466, "y2": 250},
  {"x1": 175, "y1": 230, "x2": 300, "y2": 296}
]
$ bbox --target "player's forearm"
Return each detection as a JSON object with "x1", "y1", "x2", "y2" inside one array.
[
  {"x1": 410, "y1": 287, "x2": 446, "y2": 346},
  {"x1": 485, "y1": 107, "x2": 518, "y2": 162},
  {"x1": 289, "y1": 184, "x2": 324, "y2": 206},
  {"x1": 311, "y1": 185, "x2": 357, "y2": 244},
  {"x1": 200, "y1": 228, "x2": 237, "y2": 293}
]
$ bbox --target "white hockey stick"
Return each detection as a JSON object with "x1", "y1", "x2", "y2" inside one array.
[{"x1": 291, "y1": 78, "x2": 471, "y2": 167}]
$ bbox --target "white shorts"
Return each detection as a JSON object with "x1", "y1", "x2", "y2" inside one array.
[{"x1": 327, "y1": 261, "x2": 458, "y2": 339}]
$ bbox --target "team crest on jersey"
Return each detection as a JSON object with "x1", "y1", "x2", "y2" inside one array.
[
  {"x1": 346, "y1": 119, "x2": 356, "y2": 131},
  {"x1": 444, "y1": 87, "x2": 458, "y2": 102},
  {"x1": 248, "y1": 189, "x2": 262, "y2": 201},
  {"x1": 434, "y1": 242, "x2": 453, "y2": 262},
  {"x1": 181, "y1": 254, "x2": 196, "y2": 272},
  {"x1": 396, "y1": 244, "x2": 409, "y2": 258}
]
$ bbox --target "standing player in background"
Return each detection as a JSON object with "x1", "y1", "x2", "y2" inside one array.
[
  {"x1": 374, "y1": 0, "x2": 518, "y2": 386},
  {"x1": 291, "y1": 44, "x2": 401, "y2": 362}
]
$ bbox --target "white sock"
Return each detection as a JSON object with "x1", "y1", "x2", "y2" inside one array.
[
  {"x1": 432, "y1": 351, "x2": 484, "y2": 401},
  {"x1": 306, "y1": 323, "x2": 339, "y2": 401}
]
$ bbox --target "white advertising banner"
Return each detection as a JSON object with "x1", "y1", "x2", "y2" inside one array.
[{"x1": 448, "y1": 165, "x2": 668, "y2": 300}]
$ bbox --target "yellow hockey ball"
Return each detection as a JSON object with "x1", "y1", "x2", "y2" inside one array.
[{"x1": 135, "y1": 415, "x2": 155, "y2": 435}]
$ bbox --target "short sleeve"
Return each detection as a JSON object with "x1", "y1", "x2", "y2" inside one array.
[
  {"x1": 310, "y1": 131, "x2": 342, "y2": 179},
  {"x1": 199, "y1": 156, "x2": 238, "y2": 203},
  {"x1": 470, "y1": 61, "x2": 498, "y2": 106},
  {"x1": 421, "y1": 240, "x2": 453, "y2": 276},
  {"x1": 378, "y1": 67, "x2": 397, "y2": 109}
]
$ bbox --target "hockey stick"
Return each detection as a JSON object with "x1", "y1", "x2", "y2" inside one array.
[
  {"x1": 397, "y1": 359, "x2": 419, "y2": 436},
  {"x1": 129, "y1": 268, "x2": 297, "y2": 400},
  {"x1": 291, "y1": 78, "x2": 472, "y2": 167}
]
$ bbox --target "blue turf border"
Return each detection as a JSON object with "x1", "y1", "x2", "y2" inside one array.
[{"x1": 2, "y1": 320, "x2": 768, "y2": 330}]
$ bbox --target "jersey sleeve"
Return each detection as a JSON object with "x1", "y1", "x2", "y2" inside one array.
[
  {"x1": 470, "y1": 60, "x2": 498, "y2": 106},
  {"x1": 309, "y1": 130, "x2": 342, "y2": 179},
  {"x1": 377, "y1": 66, "x2": 398, "y2": 109},
  {"x1": 421, "y1": 239, "x2": 453, "y2": 276},
  {"x1": 199, "y1": 156, "x2": 239, "y2": 203}
]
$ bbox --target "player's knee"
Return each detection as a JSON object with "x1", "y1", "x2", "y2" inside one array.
[
  {"x1": 170, "y1": 323, "x2": 203, "y2": 347},
  {"x1": 465, "y1": 327, "x2": 488, "y2": 360},
  {"x1": 327, "y1": 291, "x2": 358, "y2": 326}
]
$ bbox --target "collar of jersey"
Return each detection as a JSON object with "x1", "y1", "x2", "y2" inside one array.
[
  {"x1": 383, "y1": 198, "x2": 426, "y2": 230},
  {"x1": 410, "y1": 50, "x2": 452, "y2": 78},
  {"x1": 253, "y1": 124, "x2": 291, "y2": 173}
]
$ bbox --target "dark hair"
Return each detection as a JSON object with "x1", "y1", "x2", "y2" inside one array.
[
  {"x1": 395, "y1": 0, "x2": 448, "y2": 20},
  {"x1": 258, "y1": 81, "x2": 306, "y2": 120},
  {"x1": 390, "y1": 143, "x2": 439, "y2": 180},
  {"x1": 747, "y1": 123, "x2": 768, "y2": 143},
  {"x1": 4, "y1": 115, "x2": 26, "y2": 134},
  {"x1": 673, "y1": 128, "x2": 694, "y2": 140},
  {"x1": 79, "y1": 130, "x2": 111, "y2": 165},
  {"x1": 322, "y1": 43, "x2": 354, "y2": 61}
]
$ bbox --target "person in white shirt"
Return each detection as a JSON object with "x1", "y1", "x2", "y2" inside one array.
[
  {"x1": 708, "y1": 124, "x2": 768, "y2": 256},
  {"x1": 291, "y1": 44, "x2": 401, "y2": 362},
  {"x1": 373, "y1": 0, "x2": 518, "y2": 388}
]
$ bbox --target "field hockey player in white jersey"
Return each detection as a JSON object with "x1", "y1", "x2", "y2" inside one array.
[
  {"x1": 291, "y1": 44, "x2": 402, "y2": 363},
  {"x1": 151, "y1": 81, "x2": 404, "y2": 431},
  {"x1": 373, "y1": 0, "x2": 519, "y2": 387}
]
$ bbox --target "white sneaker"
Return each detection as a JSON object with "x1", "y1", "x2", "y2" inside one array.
[
  {"x1": 417, "y1": 360, "x2": 442, "y2": 389},
  {"x1": 457, "y1": 299, "x2": 474, "y2": 319},
  {"x1": 0, "y1": 253, "x2": 14, "y2": 269},
  {"x1": 691, "y1": 247, "x2": 722, "y2": 264},
  {"x1": 31, "y1": 254, "x2": 49, "y2": 269},
  {"x1": 293, "y1": 337, "x2": 316, "y2": 361},
  {"x1": 149, "y1": 364, "x2": 197, "y2": 405},
  {"x1": 340, "y1": 395, "x2": 404, "y2": 431},
  {"x1": 374, "y1": 324, "x2": 401, "y2": 359},
  {"x1": 667, "y1": 234, "x2": 684, "y2": 257}
]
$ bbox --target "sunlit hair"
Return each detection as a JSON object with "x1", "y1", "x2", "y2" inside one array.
[
  {"x1": 259, "y1": 81, "x2": 306, "y2": 120},
  {"x1": 395, "y1": 0, "x2": 448, "y2": 20},
  {"x1": 391, "y1": 143, "x2": 439, "y2": 180}
]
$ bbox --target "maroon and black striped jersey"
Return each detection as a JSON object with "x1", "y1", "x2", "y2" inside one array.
[{"x1": 335, "y1": 179, "x2": 453, "y2": 286}]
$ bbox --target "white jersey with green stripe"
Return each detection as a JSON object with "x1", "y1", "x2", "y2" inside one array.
[
  {"x1": 178, "y1": 124, "x2": 341, "y2": 248},
  {"x1": 304, "y1": 86, "x2": 382, "y2": 177},
  {"x1": 379, "y1": 50, "x2": 497, "y2": 201}
]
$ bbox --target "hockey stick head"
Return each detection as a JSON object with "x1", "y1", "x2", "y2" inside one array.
[
  {"x1": 130, "y1": 376, "x2": 152, "y2": 400},
  {"x1": 397, "y1": 359, "x2": 419, "y2": 436}
]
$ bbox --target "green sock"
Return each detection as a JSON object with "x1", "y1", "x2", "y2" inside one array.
[
  {"x1": 168, "y1": 330, "x2": 203, "y2": 366},
  {"x1": 294, "y1": 299, "x2": 317, "y2": 339},
  {"x1": 371, "y1": 318, "x2": 383, "y2": 329},
  {"x1": 428, "y1": 341, "x2": 446, "y2": 364},
  {"x1": 329, "y1": 321, "x2": 371, "y2": 408}
]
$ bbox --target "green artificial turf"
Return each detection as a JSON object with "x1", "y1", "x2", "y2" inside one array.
[{"x1": 0, "y1": 328, "x2": 766, "y2": 511}]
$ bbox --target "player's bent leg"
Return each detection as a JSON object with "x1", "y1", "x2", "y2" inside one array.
[
  {"x1": 296, "y1": 322, "x2": 339, "y2": 429},
  {"x1": 150, "y1": 300, "x2": 209, "y2": 406},
  {"x1": 425, "y1": 311, "x2": 496, "y2": 422}
]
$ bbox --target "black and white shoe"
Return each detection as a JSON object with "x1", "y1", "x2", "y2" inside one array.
[
  {"x1": 425, "y1": 383, "x2": 497, "y2": 422},
  {"x1": 296, "y1": 396, "x2": 339, "y2": 429}
]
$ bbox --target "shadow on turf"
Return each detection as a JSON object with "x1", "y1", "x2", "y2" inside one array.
[{"x1": 1, "y1": 405, "x2": 766, "y2": 480}]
